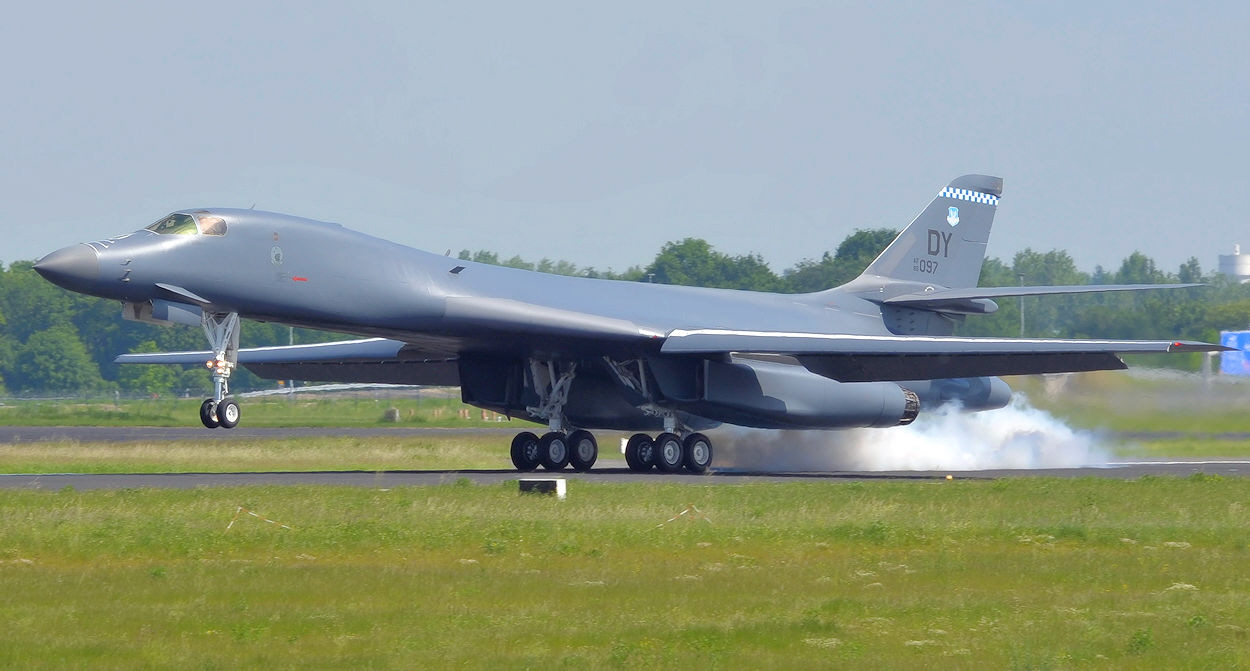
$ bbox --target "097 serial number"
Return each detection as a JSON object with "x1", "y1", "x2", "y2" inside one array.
[{"x1": 912, "y1": 258, "x2": 940, "y2": 274}]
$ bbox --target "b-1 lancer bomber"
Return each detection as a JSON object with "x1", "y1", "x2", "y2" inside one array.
[{"x1": 35, "y1": 175, "x2": 1225, "y2": 474}]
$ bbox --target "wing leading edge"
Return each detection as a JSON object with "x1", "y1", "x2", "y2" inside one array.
[
  {"x1": 660, "y1": 329, "x2": 1229, "y2": 382},
  {"x1": 116, "y1": 338, "x2": 460, "y2": 385}
]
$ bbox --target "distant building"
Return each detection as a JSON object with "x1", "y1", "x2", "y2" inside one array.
[{"x1": 1219, "y1": 244, "x2": 1250, "y2": 283}]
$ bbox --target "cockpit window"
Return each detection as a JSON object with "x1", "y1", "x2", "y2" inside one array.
[
  {"x1": 198, "y1": 215, "x2": 227, "y2": 236},
  {"x1": 147, "y1": 213, "x2": 199, "y2": 235},
  {"x1": 145, "y1": 212, "x2": 228, "y2": 236}
]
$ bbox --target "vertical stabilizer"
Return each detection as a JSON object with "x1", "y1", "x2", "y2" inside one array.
[{"x1": 860, "y1": 175, "x2": 1002, "y2": 289}]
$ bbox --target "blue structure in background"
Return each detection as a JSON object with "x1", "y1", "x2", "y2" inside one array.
[{"x1": 1219, "y1": 331, "x2": 1250, "y2": 375}]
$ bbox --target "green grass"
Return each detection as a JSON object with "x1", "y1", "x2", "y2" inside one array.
[
  {"x1": 2, "y1": 431, "x2": 1246, "y2": 475},
  {"x1": 0, "y1": 434, "x2": 528, "y2": 473},
  {"x1": 1112, "y1": 437, "x2": 1250, "y2": 459},
  {"x1": 2, "y1": 478, "x2": 1249, "y2": 668},
  {"x1": 1014, "y1": 372, "x2": 1250, "y2": 435},
  {"x1": 0, "y1": 394, "x2": 536, "y2": 428}
]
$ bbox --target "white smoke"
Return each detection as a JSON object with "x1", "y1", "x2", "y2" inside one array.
[{"x1": 711, "y1": 393, "x2": 1109, "y2": 472}]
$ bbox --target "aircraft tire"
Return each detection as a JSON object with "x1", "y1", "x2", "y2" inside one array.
[
  {"x1": 624, "y1": 433, "x2": 654, "y2": 472},
  {"x1": 654, "y1": 432, "x2": 684, "y2": 473},
  {"x1": 539, "y1": 432, "x2": 570, "y2": 471},
  {"x1": 567, "y1": 430, "x2": 598, "y2": 472},
  {"x1": 217, "y1": 398, "x2": 241, "y2": 429},
  {"x1": 199, "y1": 399, "x2": 220, "y2": 429},
  {"x1": 510, "y1": 431, "x2": 541, "y2": 471},
  {"x1": 683, "y1": 433, "x2": 712, "y2": 474}
]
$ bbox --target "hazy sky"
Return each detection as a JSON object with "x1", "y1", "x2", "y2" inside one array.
[{"x1": 4, "y1": 2, "x2": 1248, "y2": 278}]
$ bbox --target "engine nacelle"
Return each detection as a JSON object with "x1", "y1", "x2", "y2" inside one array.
[
  {"x1": 903, "y1": 376, "x2": 1012, "y2": 411},
  {"x1": 650, "y1": 356, "x2": 921, "y2": 430}
]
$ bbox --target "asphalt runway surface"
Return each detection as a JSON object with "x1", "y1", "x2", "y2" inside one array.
[{"x1": 1, "y1": 425, "x2": 1247, "y2": 490}]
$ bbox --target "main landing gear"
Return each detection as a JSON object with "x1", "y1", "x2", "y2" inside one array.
[
  {"x1": 198, "y1": 311, "x2": 241, "y2": 430},
  {"x1": 509, "y1": 362, "x2": 602, "y2": 473},
  {"x1": 624, "y1": 432, "x2": 712, "y2": 474},
  {"x1": 507, "y1": 358, "x2": 714, "y2": 475},
  {"x1": 509, "y1": 428, "x2": 713, "y2": 475},
  {"x1": 510, "y1": 430, "x2": 600, "y2": 473}
]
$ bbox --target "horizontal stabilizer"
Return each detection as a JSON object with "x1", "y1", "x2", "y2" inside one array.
[
  {"x1": 885, "y1": 281, "x2": 1205, "y2": 314},
  {"x1": 661, "y1": 329, "x2": 1229, "y2": 382},
  {"x1": 884, "y1": 283, "x2": 1204, "y2": 313}
]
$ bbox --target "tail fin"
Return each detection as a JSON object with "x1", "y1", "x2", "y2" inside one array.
[{"x1": 860, "y1": 174, "x2": 1002, "y2": 289}]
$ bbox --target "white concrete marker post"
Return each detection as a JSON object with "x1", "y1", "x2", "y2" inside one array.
[{"x1": 518, "y1": 478, "x2": 567, "y2": 500}]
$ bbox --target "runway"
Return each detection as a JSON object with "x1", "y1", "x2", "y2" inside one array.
[{"x1": 1, "y1": 426, "x2": 1246, "y2": 490}]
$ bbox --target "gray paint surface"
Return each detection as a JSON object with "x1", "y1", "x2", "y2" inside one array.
[{"x1": 33, "y1": 175, "x2": 1225, "y2": 435}]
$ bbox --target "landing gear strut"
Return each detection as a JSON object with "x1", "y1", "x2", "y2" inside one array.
[
  {"x1": 508, "y1": 360, "x2": 602, "y2": 474},
  {"x1": 198, "y1": 311, "x2": 241, "y2": 430}
]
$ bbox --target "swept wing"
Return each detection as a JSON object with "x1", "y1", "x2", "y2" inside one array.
[{"x1": 661, "y1": 329, "x2": 1226, "y2": 382}]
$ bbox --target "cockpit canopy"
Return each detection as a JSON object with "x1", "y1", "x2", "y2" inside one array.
[{"x1": 146, "y1": 211, "x2": 227, "y2": 236}]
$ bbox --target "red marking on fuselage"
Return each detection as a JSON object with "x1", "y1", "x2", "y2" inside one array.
[{"x1": 292, "y1": 276, "x2": 308, "y2": 282}]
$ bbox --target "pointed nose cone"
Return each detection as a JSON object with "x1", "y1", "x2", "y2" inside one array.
[{"x1": 34, "y1": 244, "x2": 100, "y2": 292}]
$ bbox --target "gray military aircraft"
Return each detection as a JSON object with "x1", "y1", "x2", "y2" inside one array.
[{"x1": 34, "y1": 175, "x2": 1225, "y2": 474}]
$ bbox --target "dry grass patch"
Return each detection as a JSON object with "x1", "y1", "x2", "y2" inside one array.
[{"x1": 0, "y1": 435, "x2": 512, "y2": 473}]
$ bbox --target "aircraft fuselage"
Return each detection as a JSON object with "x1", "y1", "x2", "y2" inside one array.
[{"x1": 37, "y1": 175, "x2": 1215, "y2": 474}]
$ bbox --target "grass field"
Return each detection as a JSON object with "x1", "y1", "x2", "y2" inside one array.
[
  {"x1": 1015, "y1": 371, "x2": 1250, "y2": 435},
  {"x1": 2, "y1": 372, "x2": 1249, "y2": 667},
  {"x1": 2, "y1": 431, "x2": 1248, "y2": 476},
  {"x1": 3, "y1": 478, "x2": 1250, "y2": 668},
  {"x1": 0, "y1": 434, "x2": 517, "y2": 473},
  {"x1": 0, "y1": 393, "x2": 523, "y2": 429}
]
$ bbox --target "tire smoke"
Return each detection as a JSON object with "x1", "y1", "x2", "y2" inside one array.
[{"x1": 711, "y1": 393, "x2": 1108, "y2": 472}]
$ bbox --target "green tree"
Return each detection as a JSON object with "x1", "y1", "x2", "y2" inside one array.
[
  {"x1": 783, "y1": 228, "x2": 898, "y2": 292},
  {"x1": 458, "y1": 249, "x2": 500, "y2": 265},
  {"x1": 0, "y1": 261, "x2": 77, "y2": 342},
  {"x1": 1196, "y1": 298, "x2": 1250, "y2": 342},
  {"x1": 12, "y1": 325, "x2": 106, "y2": 393},
  {"x1": 117, "y1": 340, "x2": 181, "y2": 396},
  {"x1": 957, "y1": 256, "x2": 1020, "y2": 336},
  {"x1": 1112, "y1": 251, "x2": 1167, "y2": 284},
  {"x1": 1012, "y1": 249, "x2": 1088, "y2": 337},
  {"x1": 1178, "y1": 257, "x2": 1205, "y2": 284},
  {"x1": 645, "y1": 238, "x2": 782, "y2": 291}
]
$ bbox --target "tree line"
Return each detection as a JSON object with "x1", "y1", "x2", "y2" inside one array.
[{"x1": 2, "y1": 230, "x2": 1246, "y2": 395}]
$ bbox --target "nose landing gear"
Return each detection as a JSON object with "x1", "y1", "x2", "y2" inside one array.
[{"x1": 198, "y1": 311, "x2": 241, "y2": 430}]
